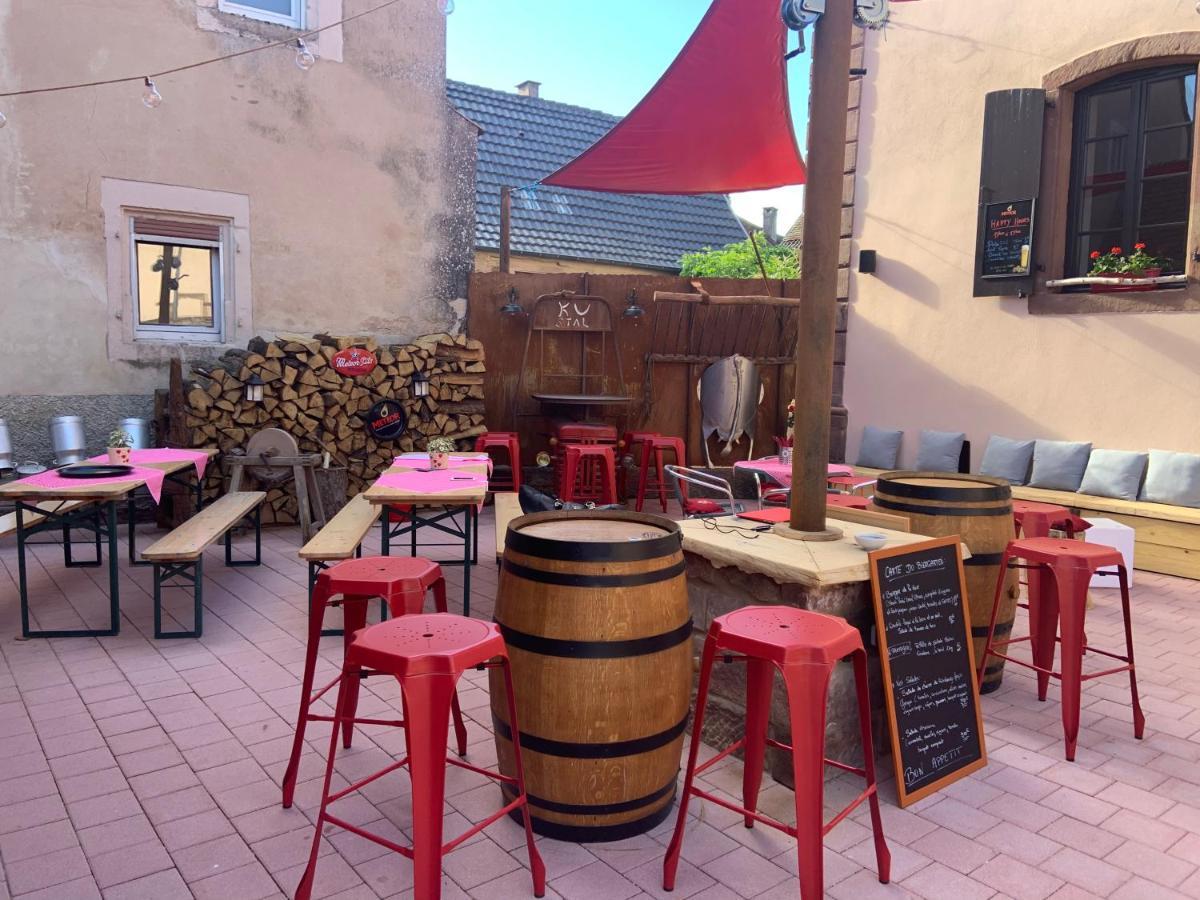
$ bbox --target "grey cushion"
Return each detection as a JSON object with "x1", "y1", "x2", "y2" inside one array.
[
  {"x1": 916, "y1": 430, "x2": 966, "y2": 473},
  {"x1": 856, "y1": 426, "x2": 902, "y2": 469},
  {"x1": 1079, "y1": 450, "x2": 1149, "y2": 501},
  {"x1": 1139, "y1": 450, "x2": 1200, "y2": 508},
  {"x1": 1028, "y1": 440, "x2": 1093, "y2": 491},
  {"x1": 979, "y1": 435, "x2": 1035, "y2": 485}
]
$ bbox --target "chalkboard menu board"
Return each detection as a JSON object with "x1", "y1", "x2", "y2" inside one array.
[
  {"x1": 869, "y1": 536, "x2": 987, "y2": 807},
  {"x1": 981, "y1": 198, "x2": 1035, "y2": 278}
]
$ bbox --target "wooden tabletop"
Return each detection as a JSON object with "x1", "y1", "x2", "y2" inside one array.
[
  {"x1": 530, "y1": 393, "x2": 632, "y2": 404},
  {"x1": 362, "y1": 458, "x2": 489, "y2": 507},
  {"x1": 0, "y1": 449, "x2": 219, "y2": 503}
]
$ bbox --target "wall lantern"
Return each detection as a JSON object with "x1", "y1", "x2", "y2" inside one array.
[
  {"x1": 411, "y1": 369, "x2": 430, "y2": 400},
  {"x1": 623, "y1": 289, "x2": 645, "y2": 319},
  {"x1": 500, "y1": 287, "x2": 524, "y2": 316},
  {"x1": 244, "y1": 373, "x2": 265, "y2": 403}
]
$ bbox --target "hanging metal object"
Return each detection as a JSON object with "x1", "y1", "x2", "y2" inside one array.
[
  {"x1": 781, "y1": 0, "x2": 824, "y2": 53},
  {"x1": 500, "y1": 287, "x2": 524, "y2": 316},
  {"x1": 853, "y1": 0, "x2": 891, "y2": 29},
  {"x1": 622, "y1": 289, "x2": 644, "y2": 319}
]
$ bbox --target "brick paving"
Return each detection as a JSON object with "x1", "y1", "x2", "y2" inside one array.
[{"x1": 0, "y1": 507, "x2": 1198, "y2": 899}]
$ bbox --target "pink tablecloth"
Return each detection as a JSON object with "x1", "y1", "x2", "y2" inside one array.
[
  {"x1": 374, "y1": 470, "x2": 489, "y2": 495},
  {"x1": 733, "y1": 458, "x2": 855, "y2": 488},
  {"x1": 16, "y1": 465, "x2": 166, "y2": 503},
  {"x1": 397, "y1": 453, "x2": 492, "y2": 473},
  {"x1": 86, "y1": 448, "x2": 210, "y2": 479}
]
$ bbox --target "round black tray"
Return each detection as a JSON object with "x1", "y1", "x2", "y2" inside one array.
[{"x1": 57, "y1": 464, "x2": 133, "y2": 479}]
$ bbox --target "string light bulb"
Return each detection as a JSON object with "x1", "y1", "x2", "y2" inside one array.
[
  {"x1": 294, "y1": 39, "x2": 316, "y2": 71},
  {"x1": 438, "y1": 0, "x2": 454, "y2": 14},
  {"x1": 0, "y1": 110, "x2": 7, "y2": 129},
  {"x1": 141, "y1": 77, "x2": 162, "y2": 109}
]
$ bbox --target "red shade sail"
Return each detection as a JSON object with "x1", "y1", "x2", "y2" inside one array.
[{"x1": 540, "y1": 0, "x2": 806, "y2": 195}]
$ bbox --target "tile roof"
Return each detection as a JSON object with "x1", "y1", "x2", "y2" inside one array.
[{"x1": 447, "y1": 80, "x2": 748, "y2": 272}]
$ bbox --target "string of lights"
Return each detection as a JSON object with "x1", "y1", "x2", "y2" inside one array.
[{"x1": 0, "y1": 0, "x2": 454, "y2": 128}]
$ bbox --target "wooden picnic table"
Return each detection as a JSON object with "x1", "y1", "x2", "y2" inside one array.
[
  {"x1": 0, "y1": 449, "x2": 218, "y2": 638},
  {"x1": 361, "y1": 454, "x2": 490, "y2": 616}
]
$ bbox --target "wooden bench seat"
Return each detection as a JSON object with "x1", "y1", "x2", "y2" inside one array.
[
  {"x1": 298, "y1": 494, "x2": 379, "y2": 565},
  {"x1": 852, "y1": 466, "x2": 1199, "y2": 580},
  {"x1": 143, "y1": 491, "x2": 265, "y2": 639},
  {"x1": 493, "y1": 492, "x2": 522, "y2": 562},
  {"x1": 0, "y1": 499, "x2": 94, "y2": 539}
]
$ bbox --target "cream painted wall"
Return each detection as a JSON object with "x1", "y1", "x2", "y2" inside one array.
[
  {"x1": 0, "y1": 0, "x2": 475, "y2": 397},
  {"x1": 474, "y1": 250, "x2": 669, "y2": 277},
  {"x1": 844, "y1": 2, "x2": 1200, "y2": 468}
]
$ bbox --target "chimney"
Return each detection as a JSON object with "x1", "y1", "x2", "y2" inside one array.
[
  {"x1": 516, "y1": 80, "x2": 541, "y2": 99},
  {"x1": 762, "y1": 207, "x2": 779, "y2": 243}
]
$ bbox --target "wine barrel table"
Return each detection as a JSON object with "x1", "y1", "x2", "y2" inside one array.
[
  {"x1": 491, "y1": 510, "x2": 691, "y2": 842},
  {"x1": 870, "y1": 472, "x2": 1019, "y2": 693}
]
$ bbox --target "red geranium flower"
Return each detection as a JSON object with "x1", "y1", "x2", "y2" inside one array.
[
  {"x1": 1111, "y1": 246, "x2": 1123, "y2": 254},
  {"x1": 1134, "y1": 242, "x2": 1147, "y2": 250},
  {"x1": 1090, "y1": 251, "x2": 1101, "y2": 259}
]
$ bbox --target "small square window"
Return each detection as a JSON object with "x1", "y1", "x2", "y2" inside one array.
[
  {"x1": 131, "y1": 218, "x2": 225, "y2": 342},
  {"x1": 218, "y1": 0, "x2": 304, "y2": 28}
]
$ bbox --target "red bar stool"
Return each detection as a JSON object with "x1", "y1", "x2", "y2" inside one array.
[
  {"x1": 475, "y1": 431, "x2": 522, "y2": 492},
  {"x1": 663, "y1": 606, "x2": 890, "y2": 899},
  {"x1": 978, "y1": 537, "x2": 1145, "y2": 761},
  {"x1": 560, "y1": 444, "x2": 618, "y2": 504},
  {"x1": 294, "y1": 614, "x2": 545, "y2": 900},
  {"x1": 620, "y1": 430, "x2": 659, "y2": 497},
  {"x1": 636, "y1": 436, "x2": 685, "y2": 512},
  {"x1": 1012, "y1": 500, "x2": 1091, "y2": 540},
  {"x1": 281, "y1": 557, "x2": 468, "y2": 808},
  {"x1": 827, "y1": 493, "x2": 869, "y2": 510}
]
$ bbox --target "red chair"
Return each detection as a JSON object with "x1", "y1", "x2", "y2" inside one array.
[
  {"x1": 620, "y1": 431, "x2": 659, "y2": 497},
  {"x1": 560, "y1": 444, "x2": 618, "y2": 505},
  {"x1": 281, "y1": 557, "x2": 468, "y2": 808},
  {"x1": 475, "y1": 432, "x2": 522, "y2": 492},
  {"x1": 978, "y1": 537, "x2": 1144, "y2": 761},
  {"x1": 663, "y1": 607, "x2": 889, "y2": 899},
  {"x1": 294, "y1": 614, "x2": 545, "y2": 900},
  {"x1": 635, "y1": 436, "x2": 685, "y2": 512}
]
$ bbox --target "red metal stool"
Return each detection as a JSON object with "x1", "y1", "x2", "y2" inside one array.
[
  {"x1": 827, "y1": 493, "x2": 869, "y2": 510},
  {"x1": 1012, "y1": 500, "x2": 1090, "y2": 540},
  {"x1": 663, "y1": 606, "x2": 890, "y2": 899},
  {"x1": 560, "y1": 444, "x2": 618, "y2": 504},
  {"x1": 550, "y1": 423, "x2": 618, "y2": 494},
  {"x1": 636, "y1": 436, "x2": 685, "y2": 512},
  {"x1": 620, "y1": 431, "x2": 659, "y2": 497},
  {"x1": 978, "y1": 537, "x2": 1145, "y2": 761},
  {"x1": 295, "y1": 614, "x2": 545, "y2": 900},
  {"x1": 281, "y1": 557, "x2": 468, "y2": 808},
  {"x1": 475, "y1": 432, "x2": 522, "y2": 492}
]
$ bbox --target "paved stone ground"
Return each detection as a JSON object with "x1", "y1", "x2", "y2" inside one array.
[{"x1": 0, "y1": 506, "x2": 1198, "y2": 899}]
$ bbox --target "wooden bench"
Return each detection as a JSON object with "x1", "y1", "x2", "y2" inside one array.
[
  {"x1": 852, "y1": 466, "x2": 1199, "y2": 580},
  {"x1": 493, "y1": 492, "x2": 522, "y2": 563},
  {"x1": 142, "y1": 491, "x2": 266, "y2": 638},
  {"x1": 298, "y1": 494, "x2": 381, "y2": 635},
  {"x1": 0, "y1": 499, "x2": 103, "y2": 567}
]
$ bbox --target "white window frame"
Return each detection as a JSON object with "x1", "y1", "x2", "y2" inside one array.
[
  {"x1": 217, "y1": 0, "x2": 305, "y2": 28},
  {"x1": 130, "y1": 222, "x2": 226, "y2": 342}
]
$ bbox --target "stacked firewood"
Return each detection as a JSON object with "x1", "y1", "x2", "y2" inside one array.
[{"x1": 184, "y1": 332, "x2": 486, "y2": 523}]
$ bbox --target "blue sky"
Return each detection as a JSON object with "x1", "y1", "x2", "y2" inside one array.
[{"x1": 446, "y1": 0, "x2": 810, "y2": 231}]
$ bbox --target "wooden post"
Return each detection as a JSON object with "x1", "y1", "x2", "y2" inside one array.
[
  {"x1": 785, "y1": 1, "x2": 854, "y2": 539},
  {"x1": 499, "y1": 187, "x2": 512, "y2": 274}
]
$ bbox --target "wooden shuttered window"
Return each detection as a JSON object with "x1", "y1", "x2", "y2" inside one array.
[
  {"x1": 132, "y1": 218, "x2": 221, "y2": 243},
  {"x1": 973, "y1": 89, "x2": 1047, "y2": 297}
]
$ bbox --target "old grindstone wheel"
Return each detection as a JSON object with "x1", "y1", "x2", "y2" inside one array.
[{"x1": 227, "y1": 427, "x2": 326, "y2": 541}]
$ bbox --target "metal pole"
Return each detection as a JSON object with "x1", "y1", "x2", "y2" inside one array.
[
  {"x1": 787, "y1": 1, "x2": 855, "y2": 538},
  {"x1": 499, "y1": 187, "x2": 512, "y2": 274}
]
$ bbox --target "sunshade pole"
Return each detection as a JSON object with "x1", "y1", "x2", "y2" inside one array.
[{"x1": 784, "y1": 0, "x2": 855, "y2": 540}]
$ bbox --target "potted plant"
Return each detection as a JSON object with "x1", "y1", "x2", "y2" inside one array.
[
  {"x1": 1124, "y1": 242, "x2": 1163, "y2": 280},
  {"x1": 776, "y1": 399, "x2": 796, "y2": 462},
  {"x1": 427, "y1": 436, "x2": 455, "y2": 470},
  {"x1": 106, "y1": 429, "x2": 133, "y2": 465},
  {"x1": 1088, "y1": 246, "x2": 1124, "y2": 278}
]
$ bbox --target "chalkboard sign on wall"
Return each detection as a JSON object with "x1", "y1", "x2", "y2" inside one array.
[
  {"x1": 869, "y1": 536, "x2": 987, "y2": 807},
  {"x1": 982, "y1": 198, "x2": 1035, "y2": 278}
]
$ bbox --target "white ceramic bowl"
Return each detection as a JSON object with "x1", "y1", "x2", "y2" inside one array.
[{"x1": 854, "y1": 532, "x2": 888, "y2": 551}]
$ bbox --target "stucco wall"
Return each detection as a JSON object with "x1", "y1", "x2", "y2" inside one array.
[
  {"x1": 0, "y1": 0, "x2": 476, "y2": 401},
  {"x1": 844, "y1": 3, "x2": 1200, "y2": 467}
]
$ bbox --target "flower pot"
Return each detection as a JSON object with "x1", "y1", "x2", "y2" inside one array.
[
  {"x1": 429, "y1": 452, "x2": 449, "y2": 470},
  {"x1": 107, "y1": 447, "x2": 131, "y2": 465}
]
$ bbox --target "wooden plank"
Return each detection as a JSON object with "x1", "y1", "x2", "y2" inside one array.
[
  {"x1": 298, "y1": 494, "x2": 380, "y2": 562},
  {"x1": 0, "y1": 500, "x2": 94, "y2": 539},
  {"x1": 826, "y1": 506, "x2": 911, "y2": 533},
  {"x1": 493, "y1": 492, "x2": 522, "y2": 561},
  {"x1": 652, "y1": 291, "x2": 801, "y2": 307},
  {"x1": 1131, "y1": 541, "x2": 1200, "y2": 581},
  {"x1": 142, "y1": 492, "x2": 266, "y2": 561},
  {"x1": 1011, "y1": 485, "x2": 1200, "y2": 526}
]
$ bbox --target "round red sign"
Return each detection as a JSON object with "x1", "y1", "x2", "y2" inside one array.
[{"x1": 331, "y1": 347, "x2": 377, "y2": 377}]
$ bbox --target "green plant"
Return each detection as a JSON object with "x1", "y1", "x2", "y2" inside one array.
[
  {"x1": 1124, "y1": 242, "x2": 1164, "y2": 275},
  {"x1": 107, "y1": 429, "x2": 133, "y2": 449},
  {"x1": 679, "y1": 233, "x2": 800, "y2": 279},
  {"x1": 1088, "y1": 246, "x2": 1124, "y2": 275},
  {"x1": 427, "y1": 437, "x2": 456, "y2": 454}
]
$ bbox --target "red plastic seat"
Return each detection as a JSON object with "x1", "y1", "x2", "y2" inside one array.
[
  {"x1": 663, "y1": 606, "x2": 890, "y2": 898},
  {"x1": 294, "y1": 614, "x2": 545, "y2": 900},
  {"x1": 978, "y1": 537, "x2": 1145, "y2": 761},
  {"x1": 560, "y1": 444, "x2": 618, "y2": 504},
  {"x1": 475, "y1": 431, "x2": 522, "y2": 492},
  {"x1": 636, "y1": 436, "x2": 685, "y2": 512},
  {"x1": 827, "y1": 493, "x2": 869, "y2": 510},
  {"x1": 281, "y1": 556, "x2": 468, "y2": 808}
]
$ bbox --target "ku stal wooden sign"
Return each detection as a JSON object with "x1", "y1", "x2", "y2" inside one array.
[
  {"x1": 868, "y1": 536, "x2": 987, "y2": 807},
  {"x1": 332, "y1": 346, "x2": 378, "y2": 377}
]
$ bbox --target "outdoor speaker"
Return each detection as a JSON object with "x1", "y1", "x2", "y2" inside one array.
[{"x1": 859, "y1": 249, "x2": 877, "y2": 274}]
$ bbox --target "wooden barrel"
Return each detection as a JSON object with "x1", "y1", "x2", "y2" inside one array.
[
  {"x1": 870, "y1": 472, "x2": 1019, "y2": 694},
  {"x1": 491, "y1": 510, "x2": 691, "y2": 841}
]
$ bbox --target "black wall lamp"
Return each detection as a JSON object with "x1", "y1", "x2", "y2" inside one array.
[
  {"x1": 500, "y1": 287, "x2": 524, "y2": 316},
  {"x1": 623, "y1": 289, "x2": 645, "y2": 319}
]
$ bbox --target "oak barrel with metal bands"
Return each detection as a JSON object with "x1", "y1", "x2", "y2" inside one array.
[
  {"x1": 491, "y1": 510, "x2": 691, "y2": 841},
  {"x1": 870, "y1": 471, "x2": 1019, "y2": 693}
]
